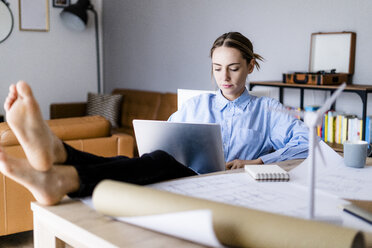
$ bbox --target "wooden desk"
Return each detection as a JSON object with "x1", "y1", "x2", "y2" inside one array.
[
  {"x1": 31, "y1": 199, "x2": 205, "y2": 248},
  {"x1": 32, "y1": 159, "x2": 372, "y2": 248}
]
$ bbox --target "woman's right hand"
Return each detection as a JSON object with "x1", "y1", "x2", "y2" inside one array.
[{"x1": 226, "y1": 158, "x2": 263, "y2": 170}]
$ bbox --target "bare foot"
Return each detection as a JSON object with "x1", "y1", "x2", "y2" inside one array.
[
  {"x1": 0, "y1": 147, "x2": 79, "y2": 205},
  {"x1": 4, "y1": 81, "x2": 66, "y2": 171}
]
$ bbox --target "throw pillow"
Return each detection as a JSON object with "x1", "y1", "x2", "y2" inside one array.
[{"x1": 86, "y1": 92, "x2": 123, "y2": 128}]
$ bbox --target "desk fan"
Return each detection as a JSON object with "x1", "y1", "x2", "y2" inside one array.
[{"x1": 283, "y1": 83, "x2": 346, "y2": 219}]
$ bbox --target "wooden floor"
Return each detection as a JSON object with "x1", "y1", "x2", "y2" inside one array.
[{"x1": 0, "y1": 231, "x2": 33, "y2": 248}]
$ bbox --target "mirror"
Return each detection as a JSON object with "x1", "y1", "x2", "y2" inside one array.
[{"x1": 0, "y1": 0, "x2": 14, "y2": 44}]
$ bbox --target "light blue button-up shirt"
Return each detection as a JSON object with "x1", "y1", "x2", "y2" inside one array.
[{"x1": 168, "y1": 88, "x2": 309, "y2": 164}]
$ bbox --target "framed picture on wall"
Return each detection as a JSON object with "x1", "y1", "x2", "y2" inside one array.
[
  {"x1": 53, "y1": 0, "x2": 70, "y2": 8},
  {"x1": 19, "y1": 0, "x2": 49, "y2": 31}
]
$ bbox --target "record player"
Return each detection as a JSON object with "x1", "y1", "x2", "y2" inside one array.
[{"x1": 283, "y1": 32, "x2": 356, "y2": 85}]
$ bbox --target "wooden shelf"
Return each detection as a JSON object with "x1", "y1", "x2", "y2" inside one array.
[
  {"x1": 250, "y1": 81, "x2": 372, "y2": 140},
  {"x1": 250, "y1": 81, "x2": 372, "y2": 91},
  {"x1": 326, "y1": 142, "x2": 343, "y2": 152}
]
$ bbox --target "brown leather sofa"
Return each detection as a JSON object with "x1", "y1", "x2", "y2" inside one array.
[
  {"x1": 0, "y1": 115, "x2": 134, "y2": 236},
  {"x1": 50, "y1": 89, "x2": 178, "y2": 155}
]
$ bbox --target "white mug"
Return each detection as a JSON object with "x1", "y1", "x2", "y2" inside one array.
[{"x1": 343, "y1": 140, "x2": 372, "y2": 168}]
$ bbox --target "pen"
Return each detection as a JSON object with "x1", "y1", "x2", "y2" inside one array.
[{"x1": 342, "y1": 204, "x2": 372, "y2": 225}]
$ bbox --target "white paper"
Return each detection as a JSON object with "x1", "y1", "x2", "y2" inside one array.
[
  {"x1": 290, "y1": 141, "x2": 372, "y2": 200},
  {"x1": 117, "y1": 210, "x2": 225, "y2": 248},
  {"x1": 150, "y1": 173, "x2": 339, "y2": 218},
  {"x1": 80, "y1": 197, "x2": 224, "y2": 247},
  {"x1": 150, "y1": 172, "x2": 372, "y2": 232}
]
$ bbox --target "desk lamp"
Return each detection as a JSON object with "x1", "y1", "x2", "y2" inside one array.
[{"x1": 60, "y1": 0, "x2": 101, "y2": 93}]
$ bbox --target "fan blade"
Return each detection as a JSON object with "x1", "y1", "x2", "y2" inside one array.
[
  {"x1": 269, "y1": 107, "x2": 305, "y2": 119},
  {"x1": 317, "y1": 83, "x2": 346, "y2": 116}
]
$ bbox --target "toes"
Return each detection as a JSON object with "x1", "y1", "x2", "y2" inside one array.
[
  {"x1": 4, "y1": 95, "x2": 15, "y2": 111},
  {"x1": 4, "y1": 84, "x2": 18, "y2": 112},
  {"x1": 4, "y1": 99, "x2": 9, "y2": 112},
  {"x1": 8, "y1": 84, "x2": 16, "y2": 95},
  {"x1": 16, "y1": 81, "x2": 33, "y2": 99}
]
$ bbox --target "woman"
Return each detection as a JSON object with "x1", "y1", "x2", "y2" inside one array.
[
  {"x1": 0, "y1": 32, "x2": 308, "y2": 206},
  {"x1": 169, "y1": 32, "x2": 308, "y2": 169}
]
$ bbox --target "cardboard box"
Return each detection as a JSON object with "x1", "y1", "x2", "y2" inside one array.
[{"x1": 283, "y1": 32, "x2": 356, "y2": 85}]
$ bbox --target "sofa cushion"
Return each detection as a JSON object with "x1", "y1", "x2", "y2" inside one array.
[
  {"x1": 0, "y1": 116, "x2": 110, "y2": 146},
  {"x1": 111, "y1": 89, "x2": 163, "y2": 131},
  {"x1": 87, "y1": 93, "x2": 123, "y2": 128},
  {"x1": 157, "y1": 93, "x2": 177, "y2": 121}
]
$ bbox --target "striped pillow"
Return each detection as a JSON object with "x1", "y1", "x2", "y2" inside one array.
[{"x1": 87, "y1": 93, "x2": 123, "y2": 128}]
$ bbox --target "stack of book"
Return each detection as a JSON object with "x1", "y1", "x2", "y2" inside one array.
[
  {"x1": 284, "y1": 105, "x2": 369, "y2": 144},
  {"x1": 311, "y1": 110, "x2": 367, "y2": 144}
]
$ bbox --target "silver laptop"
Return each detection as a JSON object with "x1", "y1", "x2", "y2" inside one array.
[{"x1": 133, "y1": 120, "x2": 226, "y2": 174}]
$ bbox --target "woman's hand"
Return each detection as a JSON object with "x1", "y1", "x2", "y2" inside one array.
[{"x1": 226, "y1": 158, "x2": 263, "y2": 170}]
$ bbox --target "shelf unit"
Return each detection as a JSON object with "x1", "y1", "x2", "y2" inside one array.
[{"x1": 249, "y1": 81, "x2": 372, "y2": 141}]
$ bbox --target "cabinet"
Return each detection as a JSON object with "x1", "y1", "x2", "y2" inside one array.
[{"x1": 249, "y1": 81, "x2": 372, "y2": 141}]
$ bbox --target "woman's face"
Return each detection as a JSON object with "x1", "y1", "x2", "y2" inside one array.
[{"x1": 212, "y1": 46, "x2": 254, "y2": 101}]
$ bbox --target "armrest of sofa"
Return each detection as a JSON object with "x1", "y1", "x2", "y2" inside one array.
[
  {"x1": 0, "y1": 116, "x2": 110, "y2": 146},
  {"x1": 50, "y1": 102, "x2": 87, "y2": 119}
]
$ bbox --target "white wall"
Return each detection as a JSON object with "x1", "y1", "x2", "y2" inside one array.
[
  {"x1": 103, "y1": 0, "x2": 372, "y2": 118},
  {"x1": 0, "y1": 0, "x2": 102, "y2": 119},
  {"x1": 1, "y1": 1, "x2": 371, "y2": 119}
]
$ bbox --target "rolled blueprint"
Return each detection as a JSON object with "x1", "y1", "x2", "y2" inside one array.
[{"x1": 92, "y1": 180, "x2": 364, "y2": 248}]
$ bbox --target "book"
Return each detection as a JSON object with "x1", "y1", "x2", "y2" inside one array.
[
  {"x1": 342, "y1": 114, "x2": 357, "y2": 143},
  {"x1": 341, "y1": 115, "x2": 348, "y2": 144},
  {"x1": 324, "y1": 114, "x2": 328, "y2": 142},
  {"x1": 348, "y1": 117, "x2": 360, "y2": 141},
  {"x1": 335, "y1": 114, "x2": 343, "y2": 144},
  {"x1": 322, "y1": 115, "x2": 325, "y2": 141},
  {"x1": 244, "y1": 164, "x2": 290, "y2": 181},
  {"x1": 317, "y1": 125, "x2": 322, "y2": 138},
  {"x1": 366, "y1": 116, "x2": 372, "y2": 143},
  {"x1": 327, "y1": 111, "x2": 335, "y2": 143},
  {"x1": 359, "y1": 119, "x2": 363, "y2": 140}
]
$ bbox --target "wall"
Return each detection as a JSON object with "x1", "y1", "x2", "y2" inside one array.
[
  {"x1": 1, "y1": 1, "x2": 371, "y2": 119},
  {"x1": 103, "y1": 0, "x2": 372, "y2": 118},
  {"x1": 0, "y1": 0, "x2": 103, "y2": 119}
]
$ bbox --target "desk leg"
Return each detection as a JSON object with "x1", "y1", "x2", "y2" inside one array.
[{"x1": 33, "y1": 215, "x2": 65, "y2": 248}]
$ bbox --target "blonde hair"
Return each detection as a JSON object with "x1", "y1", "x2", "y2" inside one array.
[{"x1": 210, "y1": 32, "x2": 264, "y2": 70}]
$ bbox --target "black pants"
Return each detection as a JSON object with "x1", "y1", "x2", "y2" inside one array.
[{"x1": 64, "y1": 143, "x2": 197, "y2": 198}]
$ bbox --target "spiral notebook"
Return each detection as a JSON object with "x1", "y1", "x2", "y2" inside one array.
[{"x1": 244, "y1": 165, "x2": 290, "y2": 181}]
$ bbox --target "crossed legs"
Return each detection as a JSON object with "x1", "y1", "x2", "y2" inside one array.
[
  {"x1": 0, "y1": 81, "x2": 79, "y2": 205},
  {"x1": 0, "y1": 81, "x2": 196, "y2": 206}
]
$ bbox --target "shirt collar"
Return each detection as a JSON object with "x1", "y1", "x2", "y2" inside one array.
[{"x1": 215, "y1": 87, "x2": 252, "y2": 111}]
